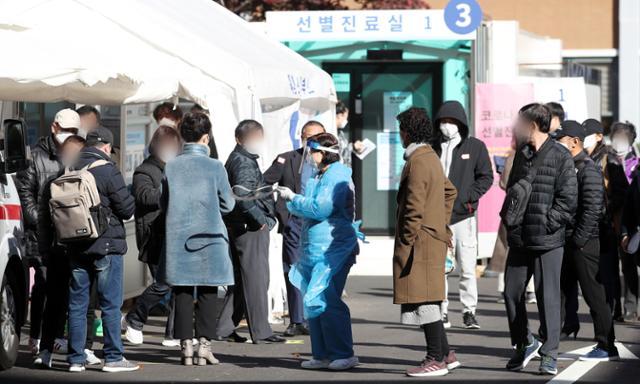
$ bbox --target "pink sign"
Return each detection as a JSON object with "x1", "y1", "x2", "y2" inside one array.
[{"x1": 475, "y1": 83, "x2": 534, "y2": 233}]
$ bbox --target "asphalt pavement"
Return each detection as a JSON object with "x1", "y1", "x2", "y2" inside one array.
[{"x1": 1, "y1": 275, "x2": 638, "y2": 383}]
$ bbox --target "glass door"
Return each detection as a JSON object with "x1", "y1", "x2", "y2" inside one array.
[{"x1": 323, "y1": 62, "x2": 443, "y2": 235}]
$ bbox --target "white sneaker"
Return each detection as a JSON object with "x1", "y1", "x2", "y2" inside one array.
[
  {"x1": 328, "y1": 356, "x2": 359, "y2": 371},
  {"x1": 34, "y1": 350, "x2": 52, "y2": 368},
  {"x1": 301, "y1": 359, "x2": 330, "y2": 369},
  {"x1": 124, "y1": 325, "x2": 143, "y2": 345},
  {"x1": 161, "y1": 339, "x2": 180, "y2": 347},
  {"x1": 120, "y1": 315, "x2": 127, "y2": 332},
  {"x1": 84, "y1": 349, "x2": 101, "y2": 365},
  {"x1": 68, "y1": 363, "x2": 85, "y2": 373},
  {"x1": 53, "y1": 338, "x2": 68, "y2": 354},
  {"x1": 29, "y1": 338, "x2": 41, "y2": 355},
  {"x1": 162, "y1": 338, "x2": 198, "y2": 347}
]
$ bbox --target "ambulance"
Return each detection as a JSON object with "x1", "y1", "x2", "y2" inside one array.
[{"x1": 0, "y1": 118, "x2": 29, "y2": 370}]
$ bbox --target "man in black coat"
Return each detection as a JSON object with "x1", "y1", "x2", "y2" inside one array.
[
  {"x1": 16, "y1": 108, "x2": 80, "y2": 355},
  {"x1": 502, "y1": 103, "x2": 577, "y2": 376},
  {"x1": 555, "y1": 121, "x2": 618, "y2": 361},
  {"x1": 434, "y1": 100, "x2": 493, "y2": 330},
  {"x1": 263, "y1": 120, "x2": 326, "y2": 336},
  {"x1": 216, "y1": 120, "x2": 284, "y2": 344},
  {"x1": 66, "y1": 127, "x2": 138, "y2": 373}
]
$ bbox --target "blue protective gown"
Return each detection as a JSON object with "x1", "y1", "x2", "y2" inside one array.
[{"x1": 286, "y1": 162, "x2": 359, "y2": 319}]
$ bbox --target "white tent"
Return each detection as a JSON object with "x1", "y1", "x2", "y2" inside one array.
[{"x1": 0, "y1": 0, "x2": 337, "y2": 159}]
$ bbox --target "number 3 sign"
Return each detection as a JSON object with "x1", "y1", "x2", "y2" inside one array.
[{"x1": 444, "y1": 0, "x2": 482, "y2": 35}]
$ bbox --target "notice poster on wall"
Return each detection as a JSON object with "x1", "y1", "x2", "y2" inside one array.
[
  {"x1": 125, "y1": 130, "x2": 146, "y2": 185},
  {"x1": 383, "y1": 91, "x2": 413, "y2": 132},
  {"x1": 376, "y1": 131, "x2": 405, "y2": 190},
  {"x1": 475, "y1": 83, "x2": 534, "y2": 256}
]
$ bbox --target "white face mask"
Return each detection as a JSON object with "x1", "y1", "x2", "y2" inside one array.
[
  {"x1": 244, "y1": 140, "x2": 263, "y2": 156},
  {"x1": 583, "y1": 134, "x2": 597, "y2": 150},
  {"x1": 158, "y1": 117, "x2": 177, "y2": 128},
  {"x1": 55, "y1": 132, "x2": 74, "y2": 145},
  {"x1": 612, "y1": 137, "x2": 630, "y2": 155},
  {"x1": 339, "y1": 119, "x2": 349, "y2": 130},
  {"x1": 158, "y1": 148, "x2": 178, "y2": 163},
  {"x1": 440, "y1": 123, "x2": 459, "y2": 138}
]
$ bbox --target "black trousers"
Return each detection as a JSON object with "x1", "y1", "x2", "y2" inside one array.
[
  {"x1": 29, "y1": 259, "x2": 46, "y2": 339},
  {"x1": 563, "y1": 239, "x2": 616, "y2": 350},
  {"x1": 216, "y1": 227, "x2": 273, "y2": 341},
  {"x1": 621, "y1": 249, "x2": 639, "y2": 315},
  {"x1": 174, "y1": 286, "x2": 218, "y2": 340},
  {"x1": 504, "y1": 247, "x2": 563, "y2": 359},
  {"x1": 599, "y1": 223, "x2": 623, "y2": 316},
  {"x1": 561, "y1": 253, "x2": 580, "y2": 332},
  {"x1": 282, "y1": 217, "x2": 304, "y2": 325},
  {"x1": 126, "y1": 263, "x2": 174, "y2": 338}
]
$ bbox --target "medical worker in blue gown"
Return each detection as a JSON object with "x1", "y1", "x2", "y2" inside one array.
[{"x1": 277, "y1": 132, "x2": 360, "y2": 371}]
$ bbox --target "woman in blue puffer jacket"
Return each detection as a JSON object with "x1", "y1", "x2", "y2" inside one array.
[{"x1": 277, "y1": 132, "x2": 360, "y2": 371}]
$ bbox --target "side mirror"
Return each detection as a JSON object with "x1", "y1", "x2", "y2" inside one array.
[{"x1": 1, "y1": 119, "x2": 29, "y2": 174}]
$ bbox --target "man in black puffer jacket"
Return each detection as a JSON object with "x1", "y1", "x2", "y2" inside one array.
[
  {"x1": 16, "y1": 108, "x2": 80, "y2": 354},
  {"x1": 555, "y1": 121, "x2": 618, "y2": 361},
  {"x1": 66, "y1": 127, "x2": 139, "y2": 373},
  {"x1": 502, "y1": 103, "x2": 577, "y2": 376},
  {"x1": 434, "y1": 100, "x2": 493, "y2": 330},
  {"x1": 217, "y1": 120, "x2": 284, "y2": 345}
]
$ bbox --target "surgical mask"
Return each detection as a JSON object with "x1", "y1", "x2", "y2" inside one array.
[
  {"x1": 55, "y1": 132, "x2": 74, "y2": 145},
  {"x1": 440, "y1": 123, "x2": 459, "y2": 138},
  {"x1": 583, "y1": 134, "x2": 597, "y2": 150},
  {"x1": 158, "y1": 117, "x2": 177, "y2": 128},
  {"x1": 339, "y1": 119, "x2": 349, "y2": 130},
  {"x1": 77, "y1": 128, "x2": 87, "y2": 139},
  {"x1": 243, "y1": 140, "x2": 263, "y2": 156},
  {"x1": 558, "y1": 141, "x2": 570, "y2": 150},
  {"x1": 158, "y1": 148, "x2": 178, "y2": 163},
  {"x1": 612, "y1": 138, "x2": 630, "y2": 155}
]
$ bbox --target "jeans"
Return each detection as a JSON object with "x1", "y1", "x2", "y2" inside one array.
[
  {"x1": 504, "y1": 247, "x2": 563, "y2": 359},
  {"x1": 308, "y1": 263, "x2": 354, "y2": 361},
  {"x1": 68, "y1": 255, "x2": 124, "y2": 364},
  {"x1": 126, "y1": 263, "x2": 174, "y2": 338},
  {"x1": 443, "y1": 217, "x2": 478, "y2": 315}
]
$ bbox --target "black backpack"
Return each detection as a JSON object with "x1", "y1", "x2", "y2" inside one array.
[{"x1": 500, "y1": 155, "x2": 544, "y2": 227}]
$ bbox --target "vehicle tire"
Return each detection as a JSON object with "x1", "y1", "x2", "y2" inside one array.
[{"x1": 0, "y1": 274, "x2": 19, "y2": 371}]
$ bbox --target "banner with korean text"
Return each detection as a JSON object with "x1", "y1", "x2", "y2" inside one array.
[{"x1": 475, "y1": 83, "x2": 534, "y2": 257}]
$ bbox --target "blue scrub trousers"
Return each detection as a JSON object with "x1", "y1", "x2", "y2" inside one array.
[{"x1": 308, "y1": 262, "x2": 354, "y2": 361}]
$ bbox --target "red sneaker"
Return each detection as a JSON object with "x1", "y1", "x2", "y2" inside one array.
[
  {"x1": 445, "y1": 350, "x2": 461, "y2": 370},
  {"x1": 406, "y1": 358, "x2": 449, "y2": 377}
]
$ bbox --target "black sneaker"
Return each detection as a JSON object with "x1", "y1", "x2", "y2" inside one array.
[
  {"x1": 214, "y1": 331, "x2": 247, "y2": 343},
  {"x1": 538, "y1": 355, "x2": 557, "y2": 375},
  {"x1": 442, "y1": 314, "x2": 451, "y2": 329},
  {"x1": 463, "y1": 312, "x2": 480, "y2": 329},
  {"x1": 283, "y1": 323, "x2": 310, "y2": 337}
]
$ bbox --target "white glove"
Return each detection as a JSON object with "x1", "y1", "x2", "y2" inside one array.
[{"x1": 276, "y1": 186, "x2": 296, "y2": 201}]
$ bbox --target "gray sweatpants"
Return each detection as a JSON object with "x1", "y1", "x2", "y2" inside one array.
[{"x1": 503, "y1": 246, "x2": 563, "y2": 359}]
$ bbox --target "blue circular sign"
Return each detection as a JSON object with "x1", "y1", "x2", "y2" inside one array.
[{"x1": 444, "y1": 0, "x2": 482, "y2": 35}]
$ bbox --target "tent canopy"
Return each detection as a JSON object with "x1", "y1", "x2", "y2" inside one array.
[{"x1": 0, "y1": 0, "x2": 336, "y2": 114}]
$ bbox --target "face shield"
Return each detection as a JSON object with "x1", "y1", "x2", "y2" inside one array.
[{"x1": 299, "y1": 140, "x2": 340, "y2": 194}]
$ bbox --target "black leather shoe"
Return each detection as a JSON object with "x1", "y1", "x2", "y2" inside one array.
[
  {"x1": 214, "y1": 332, "x2": 247, "y2": 343},
  {"x1": 283, "y1": 323, "x2": 310, "y2": 337},
  {"x1": 254, "y1": 335, "x2": 286, "y2": 344}
]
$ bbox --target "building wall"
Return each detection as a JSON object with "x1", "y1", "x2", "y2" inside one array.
[{"x1": 427, "y1": 0, "x2": 616, "y2": 50}]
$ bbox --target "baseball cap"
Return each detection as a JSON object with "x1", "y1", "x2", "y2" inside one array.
[
  {"x1": 54, "y1": 108, "x2": 81, "y2": 130},
  {"x1": 555, "y1": 120, "x2": 586, "y2": 141},
  {"x1": 582, "y1": 118, "x2": 604, "y2": 135},
  {"x1": 85, "y1": 126, "x2": 114, "y2": 146}
]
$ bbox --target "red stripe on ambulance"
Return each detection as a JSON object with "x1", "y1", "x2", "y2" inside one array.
[{"x1": 0, "y1": 204, "x2": 21, "y2": 220}]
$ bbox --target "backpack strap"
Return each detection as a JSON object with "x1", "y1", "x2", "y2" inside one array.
[{"x1": 87, "y1": 159, "x2": 109, "y2": 169}]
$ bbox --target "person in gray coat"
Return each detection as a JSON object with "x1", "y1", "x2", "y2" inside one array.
[{"x1": 161, "y1": 112, "x2": 235, "y2": 366}]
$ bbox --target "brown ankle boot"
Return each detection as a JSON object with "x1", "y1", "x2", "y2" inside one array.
[
  {"x1": 181, "y1": 339, "x2": 194, "y2": 366},
  {"x1": 196, "y1": 337, "x2": 219, "y2": 366}
]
